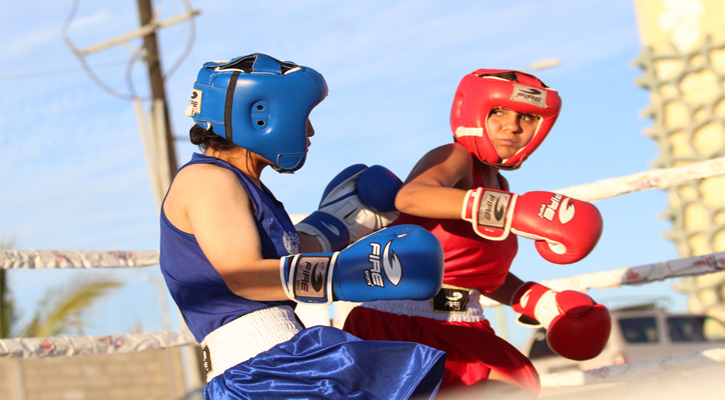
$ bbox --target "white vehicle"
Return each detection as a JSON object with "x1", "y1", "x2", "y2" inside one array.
[{"x1": 520, "y1": 304, "x2": 725, "y2": 374}]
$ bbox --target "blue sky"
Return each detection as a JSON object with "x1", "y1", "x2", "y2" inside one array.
[{"x1": 0, "y1": 1, "x2": 685, "y2": 347}]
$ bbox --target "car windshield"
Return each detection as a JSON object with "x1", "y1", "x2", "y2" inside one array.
[
  {"x1": 619, "y1": 316, "x2": 658, "y2": 343},
  {"x1": 667, "y1": 316, "x2": 707, "y2": 342}
]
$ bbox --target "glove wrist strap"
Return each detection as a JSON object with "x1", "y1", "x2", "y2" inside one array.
[
  {"x1": 462, "y1": 188, "x2": 517, "y2": 241},
  {"x1": 280, "y1": 253, "x2": 337, "y2": 305},
  {"x1": 511, "y1": 281, "x2": 559, "y2": 328}
]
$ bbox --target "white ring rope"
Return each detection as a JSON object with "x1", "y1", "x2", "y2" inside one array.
[
  {"x1": 480, "y1": 251, "x2": 725, "y2": 307},
  {"x1": 553, "y1": 156, "x2": 725, "y2": 202},
  {"x1": 0, "y1": 330, "x2": 195, "y2": 359},
  {"x1": 0, "y1": 249, "x2": 719, "y2": 357},
  {"x1": 1, "y1": 157, "x2": 724, "y2": 368},
  {"x1": 0, "y1": 249, "x2": 160, "y2": 270}
]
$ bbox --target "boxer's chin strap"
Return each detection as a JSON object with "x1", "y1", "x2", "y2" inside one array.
[{"x1": 272, "y1": 166, "x2": 295, "y2": 174}]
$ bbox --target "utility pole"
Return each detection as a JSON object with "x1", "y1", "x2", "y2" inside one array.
[
  {"x1": 137, "y1": 0, "x2": 177, "y2": 183},
  {"x1": 135, "y1": 3, "x2": 203, "y2": 394}
]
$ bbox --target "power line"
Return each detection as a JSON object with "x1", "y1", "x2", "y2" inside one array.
[
  {"x1": 60, "y1": 0, "x2": 198, "y2": 101},
  {"x1": 0, "y1": 60, "x2": 130, "y2": 83}
]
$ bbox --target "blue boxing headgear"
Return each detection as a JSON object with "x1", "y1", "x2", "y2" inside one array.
[{"x1": 186, "y1": 53, "x2": 328, "y2": 172}]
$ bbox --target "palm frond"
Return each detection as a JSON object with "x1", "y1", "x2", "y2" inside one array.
[
  {"x1": 0, "y1": 270, "x2": 20, "y2": 338},
  {"x1": 22, "y1": 277, "x2": 122, "y2": 338},
  {"x1": 0, "y1": 238, "x2": 19, "y2": 338}
]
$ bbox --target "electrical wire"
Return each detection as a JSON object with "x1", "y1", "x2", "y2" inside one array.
[
  {"x1": 61, "y1": 0, "x2": 137, "y2": 100},
  {"x1": 61, "y1": 0, "x2": 198, "y2": 101},
  {"x1": 163, "y1": 0, "x2": 196, "y2": 82}
]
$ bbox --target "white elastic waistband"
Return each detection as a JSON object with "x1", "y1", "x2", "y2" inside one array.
[
  {"x1": 361, "y1": 287, "x2": 487, "y2": 322},
  {"x1": 201, "y1": 306, "x2": 303, "y2": 381}
]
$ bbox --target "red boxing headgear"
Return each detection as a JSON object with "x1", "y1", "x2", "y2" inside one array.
[{"x1": 450, "y1": 69, "x2": 561, "y2": 170}]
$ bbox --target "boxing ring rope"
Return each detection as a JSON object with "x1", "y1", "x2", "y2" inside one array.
[
  {"x1": 479, "y1": 250, "x2": 725, "y2": 308},
  {"x1": 0, "y1": 249, "x2": 160, "y2": 270},
  {"x1": 2, "y1": 157, "x2": 725, "y2": 386},
  {"x1": 0, "y1": 248, "x2": 196, "y2": 358},
  {"x1": 0, "y1": 331, "x2": 195, "y2": 359},
  {"x1": 552, "y1": 156, "x2": 725, "y2": 202},
  {"x1": 3, "y1": 248, "x2": 722, "y2": 308}
]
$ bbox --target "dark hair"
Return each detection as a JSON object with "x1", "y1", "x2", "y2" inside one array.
[{"x1": 189, "y1": 124, "x2": 237, "y2": 152}]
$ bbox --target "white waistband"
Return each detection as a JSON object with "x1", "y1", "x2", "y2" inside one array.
[
  {"x1": 201, "y1": 306, "x2": 303, "y2": 381},
  {"x1": 360, "y1": 288, "x2": 487, "y2": 322}
]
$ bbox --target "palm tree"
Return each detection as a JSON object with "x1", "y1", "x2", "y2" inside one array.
[
  {"x1": 20, "y1": 277, "x2": 122, "y2": 337},
  {"x1": 0, "y1": 236, "x2": 19, "y2": 338},
  {"x1": 0, "y1": 269, "x2": 17, "y2": 338},
  {"x1": 1, "y1": 238, "x2": 122, "y2": 338}
]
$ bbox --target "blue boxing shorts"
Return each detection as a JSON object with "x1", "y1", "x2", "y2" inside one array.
[{"x1": 203, "y1": 307, "x2": 445, "y2": 400}]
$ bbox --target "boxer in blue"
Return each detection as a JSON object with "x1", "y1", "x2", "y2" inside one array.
[{"x1": 159, "y1": 53, "x2": 446, "y2": 399}]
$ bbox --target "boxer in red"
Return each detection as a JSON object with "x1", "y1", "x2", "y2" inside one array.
[{"x1": 343, "y1": 69, "x2": 611, "y2": 395}]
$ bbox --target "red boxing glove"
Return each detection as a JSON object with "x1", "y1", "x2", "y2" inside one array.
[
  {"x1": 512, "y1": 282, "x2": 611, "y2": 361},
  {"x1": 461, "y1": 189, "x2": 603, "y2": 264}
]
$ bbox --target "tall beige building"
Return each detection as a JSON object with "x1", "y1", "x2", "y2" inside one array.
[{"x1": 633, "y1": 0, "x2": 725, "y2": 337}]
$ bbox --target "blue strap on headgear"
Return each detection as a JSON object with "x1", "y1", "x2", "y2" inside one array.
[{"x1": 186, "y1": 53, "x2": 328, "y2": 172}]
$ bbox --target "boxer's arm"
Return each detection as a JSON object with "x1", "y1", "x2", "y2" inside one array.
[
  {"x1": 395, "y1": 143, "x2": 473, "y2": 219},
  {"x1": 483, "y1": 272, "x2": 524, "y2": 306},
  {"x1": 169, "y1": 163, "x2": 288, "y2": 301}
]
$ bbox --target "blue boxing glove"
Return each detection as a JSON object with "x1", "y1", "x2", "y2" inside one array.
[
  {"x1": 281, "y1": 224, "x2": 444, "y2": 304},
  {"x1": 295, "y1": 164, "x2": 402, "y2": 252}
]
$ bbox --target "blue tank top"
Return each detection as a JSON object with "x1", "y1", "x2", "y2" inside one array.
[{"x1": 160, "y1": 153, "x2": 299, "y2": 342}]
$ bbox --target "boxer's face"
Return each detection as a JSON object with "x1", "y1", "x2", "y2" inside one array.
[
  {"x1": 306, "y1": 119, "x2": 315, "y2": 148},
  {"x1": 486, "y1": 107, "x2": 540, "y2": 160}
]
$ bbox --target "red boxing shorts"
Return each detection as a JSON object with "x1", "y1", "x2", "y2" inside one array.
[{"x1": 343, "y1": 305, "x2": 540, "y2": 394}]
